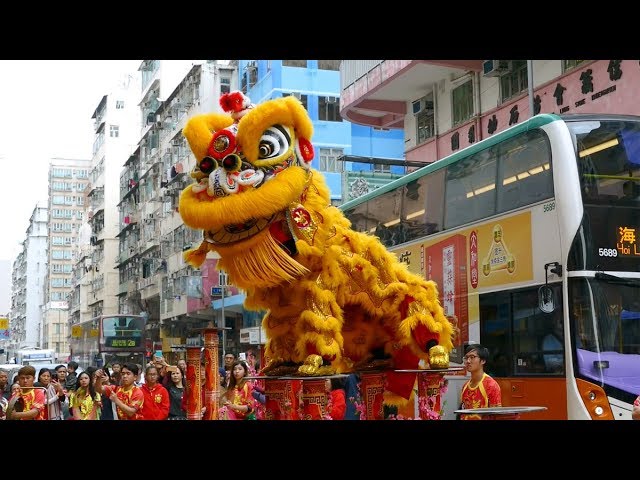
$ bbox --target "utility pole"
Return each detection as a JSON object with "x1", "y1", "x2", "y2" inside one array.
[
  {"x1": 219, "y1": 271, "x2": 227, "y2": 356},
  {"x1": 527, "y1": 60, "x2": 535, "y2": 118}
]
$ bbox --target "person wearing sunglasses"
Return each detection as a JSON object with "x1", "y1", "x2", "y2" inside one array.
[{"x1": 459, "y1": 344, "x2": 502, "y2": 420}]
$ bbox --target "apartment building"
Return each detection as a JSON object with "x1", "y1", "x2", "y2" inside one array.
[
  {"x1": 8, "y1": 203, "x2": 48, "y2": 356},
  {"x1": 67, "y1": 74, "x2": 141, "y2": 364},
  {"x1": 339, "y1": 60, "x2": 639, "y2": 165},
  {"x1": 42, "y1": 159, "x2": 91, "y2": 360},
  {"x1": 115, "y1": 60, "x2": 240, "y2": 363}
]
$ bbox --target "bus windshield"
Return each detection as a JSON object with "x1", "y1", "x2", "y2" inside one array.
[
  {"x1": 569, "y1": 274, "x2": 640, "y2": 404},
  {"x1": 101, "y1": 315, "x2": 144, "y2": 351},
  {"x1": 567, "y1": 117, "x2": 640, "y2": 271}
]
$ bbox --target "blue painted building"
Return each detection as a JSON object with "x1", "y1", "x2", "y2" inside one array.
[{"x1": 238, "y1": 59, "x2": 405, "y2": 202}]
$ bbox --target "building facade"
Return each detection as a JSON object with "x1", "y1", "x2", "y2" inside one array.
[
  {"x1": 67, "y1": 73, "x2": 141, "y2": 364},
  {"x1": 340, "y1": 60, "x2": 636, "y2": 166},
  {"x1": 43, "y1": 158, "x2": 92, "y2": 361},
  {"x1": 115, "y1": 61, "x2": 242, "y2": 363},
  {"x1": 9, "y1": 203, "x2": 48, "y2": 355},
  {"x1": 237, "y1": 59, "x2": 407, "y2": 203}
]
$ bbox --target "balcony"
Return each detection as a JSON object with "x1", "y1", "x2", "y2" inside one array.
[
  {"x1": 138, "y1": 274, "x2": 161, "y2": 300},
  {"x1": 340, "y1": 60, "x2": 483, "y2": 130}
]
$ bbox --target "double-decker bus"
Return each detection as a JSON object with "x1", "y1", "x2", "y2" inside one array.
[
  {"x1": 69, "y1": 314, "x2": 147, "y2": 368},
  {"x1": 341, "y1": 113, "x2": 640, "y2": 420}
]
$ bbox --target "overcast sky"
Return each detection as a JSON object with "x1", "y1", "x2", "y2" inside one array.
[{"x1": 0, "y1": 60, "x2": 141, "y2": 263}]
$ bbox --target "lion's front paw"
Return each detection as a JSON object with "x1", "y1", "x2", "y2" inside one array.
[{"x1": 297, "y1": 354, "x2": 335, "y2": 376}]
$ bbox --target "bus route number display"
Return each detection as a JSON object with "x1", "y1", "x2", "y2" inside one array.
[
  {"x1": 106, "y1": 337, "x2": 140, "y2": 348},
  {"x1": 600, "y1": 226, "x2": 639, "y2": 258}
]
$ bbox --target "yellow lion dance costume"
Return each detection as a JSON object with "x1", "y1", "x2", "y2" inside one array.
[{"x1": 178, "y1": 91, "x2": 453, "y2": 402}]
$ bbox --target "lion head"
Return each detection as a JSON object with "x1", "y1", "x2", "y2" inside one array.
[{"x1": 178, "y1": 92, "x2": 320, "y2": 288}]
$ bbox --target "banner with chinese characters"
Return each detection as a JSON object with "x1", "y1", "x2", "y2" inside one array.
[{"x1": 0, "y1": 318, "x2": 9, "y2": 339}]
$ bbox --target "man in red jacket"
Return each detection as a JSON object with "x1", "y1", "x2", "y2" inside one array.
[{"x1": 140, "y1": 365, "x2": 170, "y2": 420}]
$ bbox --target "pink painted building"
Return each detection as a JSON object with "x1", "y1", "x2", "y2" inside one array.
[{"x1": 340, "y1": 60, "x2": 636, "y2": 166}]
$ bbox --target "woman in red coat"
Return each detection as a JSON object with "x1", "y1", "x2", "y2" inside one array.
[{"x1": 325, "y1": 377, "x2": 346, "y2": 420}]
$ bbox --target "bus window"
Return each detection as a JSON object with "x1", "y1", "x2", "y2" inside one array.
[
  {"x1": 444, "y1": 147, "x2": 498, "y2": 229},
  {"x1": 400, "y1": 171, "x2": 445, "y2": 244},
  {"x1": 343, "y1": 203, "x2": 368, "y2": 233},
  {"x1": 369, "y1": 188, "x2": 403, "y2": 247},
  {"x1": 496, "y1": 130, "x2": 553, "y2": 213}
]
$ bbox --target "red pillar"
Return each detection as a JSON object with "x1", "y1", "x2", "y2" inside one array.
[
  {"x1": 203, "y1": 328, "x2": 220, "y2": 420},
  {"x1": 186, "y1": 346, "x2": 202, "y2": 420}
]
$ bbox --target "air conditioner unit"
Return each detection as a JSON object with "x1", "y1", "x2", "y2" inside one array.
[
  {"x1": 412, "y1": 99, "x2": 433, "y2": 115},
  {"x1": 482, "y1": 60, "x2": 512, "y2": 77},
  {"x1": 326, "y1": 96, "x2": 337, "y2": 104}
]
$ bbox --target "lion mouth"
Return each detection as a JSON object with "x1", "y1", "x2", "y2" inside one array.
[
  {"x1": 192, "y1": 156, "x2": 298, "y2": 199},
  {"x1": 205, "y1": 214, "x2": 278, "y2": 245}
]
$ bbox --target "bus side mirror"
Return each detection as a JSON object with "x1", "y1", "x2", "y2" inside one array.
[{"x1": 539, "y1": 285, "x2": 555, "y2": 313}]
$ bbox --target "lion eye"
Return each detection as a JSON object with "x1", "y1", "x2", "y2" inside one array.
[
  {"x1": 257, "y1": 126, "x2": 290, "y2": 160},
  {"x1": 259, "y1": 144, "x2": 274, "y2": 157}
]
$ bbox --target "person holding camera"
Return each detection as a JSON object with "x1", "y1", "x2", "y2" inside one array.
[{"x1": 94, "y1": 363, "x2": 144, "y2": 420}]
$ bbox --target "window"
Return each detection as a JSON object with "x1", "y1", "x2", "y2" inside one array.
[
  {"x1": 318, "y1": 96, "x2": 341, "y2": 122},
  {"x1": 452, "y1": 80, "x2": 473, "y2": 126},
  {"x1": 444, "y1": 147, "x2": 498, "y2": 229},
  {"x1": 481, "y1": 285, "x2": 564, "y2": 377},
  {"x1": 283, "y1": 92, "x2": 308, "y2": 110},
  {"x1": 496, "y1": 130, "x2": 553, "y2": 213},
  {"x1": 248, "y1": 67, "x2": 257, "y2": 89},
  {"x1": 283, "y1": 60, "x2": 307, "y2": 68},
  {"x1": 373, "y1": 163, "x2": 391, "y2": 173},
  {"x1": 444, "y1": 127, "x2": 553, "y2": 229},
  {"x1": 318, "y1": 60, "x2": 340, "y2": 71},
  {"x1": 500, "y1": 60, "x2": 528, "y2": 103},
  {"x1": 110, "y1": 125, "x2": 119, "y2": 138},
  {"x1": 220, "y1": 76, "x2": 231, "y2": 95},
  {"x1": 416, "y1": 110, "x2": 435, "y2": 144},
  {"x1": 116, "y1": 100, "x2": 125, "y2": 109},
  {"x1": 563, "y1": 60, "x2": 587, "y2": 72},
  {"x1": 318, "y1": 147, "x2": 343, "y2": 172}
]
